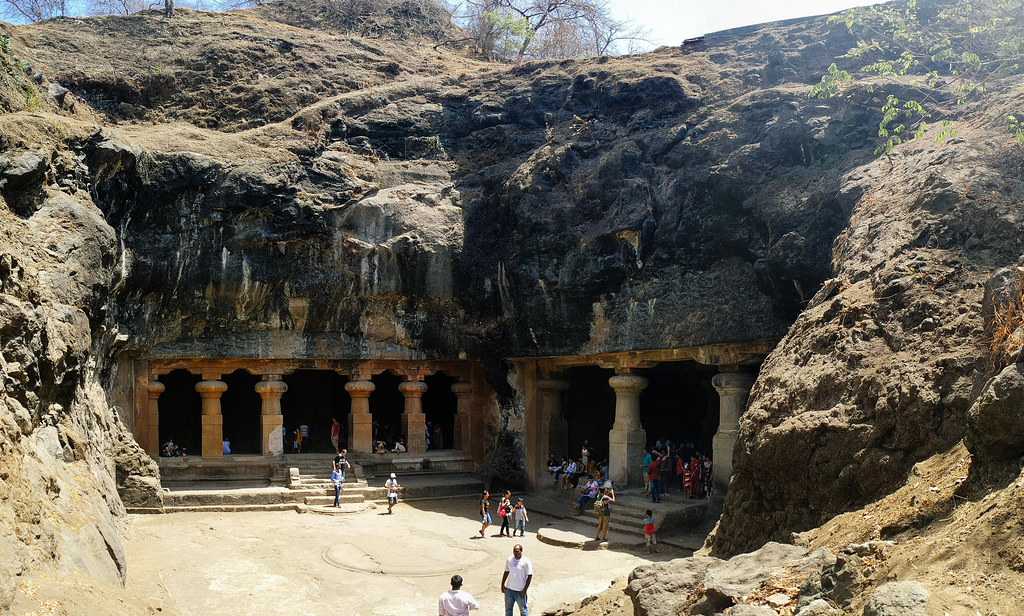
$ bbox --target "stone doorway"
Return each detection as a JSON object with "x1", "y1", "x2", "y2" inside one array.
[
  {"x1": 281, "y1": 370, "x2": 350, "y2": 453},
  {"x1": 564, "y1": 366, "x2": 615, "y2": 464},
  {"x1": 221, "y1": 369, "x2": 261, "y2": 454},
  {"x1": 370, "y1": 371, "x2": 403, "y2": 446},
  {"x1": 423, "y1": 372, "x2": 457, "y2": 450},
  {"x1": 639, "y1": 361, "x2": 719, "y2": 457},
  {"x1": 158, "y1": 369, "x2": 202, "y2": 456}
]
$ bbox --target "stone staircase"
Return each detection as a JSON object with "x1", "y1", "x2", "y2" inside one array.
[{"x1": 527, "y1": 488, "x2": 708, "y2": 548}]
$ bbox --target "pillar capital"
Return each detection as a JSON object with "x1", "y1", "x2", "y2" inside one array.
[
  {"x1": 255, "y1": 379, "x2": 288, "y2": 398},
  {"x1": 398, "y1": 380, "x2": 428, "y2": 398},
  {"x1": 712, "y1": 371, "x2": 755, "y2": 394},
  {"x1": 345, "y1": 380, "x2": 375, "y2": 398},
  {"x1": 146, "y1": 381, "x2": 165, "y2": 398},
  {"x1": 609, "y1": 374, "x2": 648, "y2": 394},
  {"x1": 537, "y1": 379, "x2": 569, "y2": 392},
  {"x1": 451, "y1": 382, "x2": 474, "y2": 397},
  {"x1": 195, "y1": 380, "x2": 227, "y2": 398}
]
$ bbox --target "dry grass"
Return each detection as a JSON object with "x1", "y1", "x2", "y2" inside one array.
[{"x1": 990, "y1": 267, "x2": 1024, "y2": 369}]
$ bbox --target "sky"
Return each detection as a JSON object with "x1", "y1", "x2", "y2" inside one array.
[{"x1": 606, "y1": 0, "x2": 883, "y2": 48}]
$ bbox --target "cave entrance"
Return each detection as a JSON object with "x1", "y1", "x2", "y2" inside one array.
[
  {"x1": 281, "y1": 370, "x2": 350, "y2": 453},
  {"x1": 639, "y1": 361, "x2": 719, "y2": 457},
  {"x1": 220, "y1": 369, "x2": 261, "y2": 455},
  {"x1": 424, "y1": 372, "x2": 457, "y2": 450},
  {"x1": 371, "y1": 371, "x2": 403, "y2": 447},
  {"x1": 157, "y1": 369, "x2": 202, "y2": 456},
  {"x1": 564, "y1": 366, "x2": 616, "y2": 464}
]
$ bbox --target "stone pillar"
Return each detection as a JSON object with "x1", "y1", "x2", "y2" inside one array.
[
  {"x1": 538, "y1": 379, "x2": 569, "y2": 462},
  {"x1": 143, "y1": 381, "x2": 164, "y2": 458},
  {"x1": 196, "y1": 379, "x2": 228, "y2": 458},
  {"x1": 711, "y1": 369, "x2": 756, "y2": 493},
  {"x1": 255, "y1": 375, "x2": 287, "y2": 456},
  {"x1": 399, "y1": 380, "x2": 428, "y2": 454},
  {"x1": 452, "y1": 382, "x2": 473, "y2": 452},
  {"x1": 608, "y1": 374, "x2": 648, "y2": 488},
  {"x1": 345, "y1": 380, "x2": 375, "y2": 454}
]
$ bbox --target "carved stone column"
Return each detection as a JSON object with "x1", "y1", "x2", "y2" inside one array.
[
  {"x1": 711, "y1": 369, "x2": 756, "y2": 492},
  {"x1": 452, "y1": 382, "x2": 473, "y2": 452},
  {"x1": 608, "y1": 373, "x2": 648, "y2": 487},
  {"x1": 345, "y1": 380, "x2": 375, "y2": 454},
  {"x1": 196, "y1": 379, "x2": 228, "y2": 458},
  {"x1": 538, "y1": 379, "x2": 569, "y2": 462},
  {"x1": 144, "y1": 381, "x2": 164, "y2": 458},
  {"x1": 255, "y1": 375, "x2": 287, "y2": 456},
  {"x1": 399, "y1": 380, "x2": 428, "y2": 454}
]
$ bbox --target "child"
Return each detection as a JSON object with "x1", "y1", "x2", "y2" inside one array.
[
  {"x1": 643, "y1": 509, "x2": 658, "y2": 553},
  {"x1": 512, "y1": 498, "x2": 529, "y2": 537},
  {"x1": 330, "y1": 467, "x2": 344, "y2": 508}
]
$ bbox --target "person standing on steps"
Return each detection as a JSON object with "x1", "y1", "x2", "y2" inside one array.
[
  {"x1": 498, "y1": 490, "x2": 513, "y2": 537},
  {"x1": 385, "y1": 472, "x2": 400, "y2": 514},
  {"x1": 479, "y1": 490, "x2": 492, "y2": 537},
  {"x1": 330, "y1": 417, "x2": 341, "y2": 453},
  {"x1": 330, "y1": 465, "x2": 344, "y2": 508},
  {"x1": 439, "y1": 574, "x2": 479, "y2": 616},
  {"x1": 501, "y1": 543, "x2": 533, "y2": 616},
  {"x1": 594, "y1": 485, "x2": 614, "y2": 542},
  {"x1": 580, "y1": 441, "x2": 590, "y2": 475},
  {"x1": 648, "y1": 451, "x2": 663, "y2": 503}
]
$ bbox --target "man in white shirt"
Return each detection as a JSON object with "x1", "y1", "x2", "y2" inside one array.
[
  {"x1": 385, "y1": 472, "x2": 400, "y2": 514},
  {"x1": 439, "y1": 574, "x2": 479, "y2": 616},
  {"x1": 500, "y1": 544, "x2": 533, "y2": 616}
]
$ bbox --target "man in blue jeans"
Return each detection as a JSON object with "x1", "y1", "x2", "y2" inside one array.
[{"x1": 500, "y1": 543, "x2": 533, "y2": 616}]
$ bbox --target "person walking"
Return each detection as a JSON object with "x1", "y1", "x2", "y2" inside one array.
[
  {"x1": 439, "y1": 574, "x2": 479, "y2": 616},
  {"x1": 330, "y1": 466, "x2": 344, "y2": 508},
  {"x1": 642, "y1": 509, "x2": 658, "y2": 553},
  {"x1": 594, "y1": 485, "x2": 615, "y2": 542},
  {"x1": 498, "y1": 490, "x2": 513, "y2": 537},
  {"x1": 385, "y1": 472, "x2": 400, "y2": 514},
  {"x1": 512, "y1": 498, "x2": 529, "y2": 537},
  {"x1": 501, "y1": 544, "x2": 533, "y2": 616},
  {"x1": 479, "y1": 490, "x2": 492, "y2": 537}
]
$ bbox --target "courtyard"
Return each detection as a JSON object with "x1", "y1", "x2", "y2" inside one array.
[{"x1": 123, "y1": 497, "x2": 682, "y2": 615}]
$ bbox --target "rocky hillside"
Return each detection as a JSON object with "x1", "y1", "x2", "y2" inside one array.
[{"x1": 1, "y1": 1, "x2": 1023, "y2": 614}]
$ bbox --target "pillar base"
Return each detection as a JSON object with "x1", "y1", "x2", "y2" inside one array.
[
  {"x1": 202, "y1": 414, "x2": 224, "y2": 458},
  {"x1": 261, "y1": 414, "x2": 284, "y2": 456},
  {"x1": 404, "y1": 413, "x2": 427, "y2": 454},
  {"x1": 350, "y1": 411, "x2": 373, "y2": 454},
  {"x1": 712, "y1": 430, "x2": 736, "y2": 491},
  {"x1": 609, "y1": 427, "x2": 646, "y2": 487}
]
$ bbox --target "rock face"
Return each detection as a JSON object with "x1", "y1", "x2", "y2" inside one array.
[{"x1": 709, "y1": 130, "x2": 1024, "y2": 555}]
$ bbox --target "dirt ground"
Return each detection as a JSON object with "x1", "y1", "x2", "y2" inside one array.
[{"x1": 122, "y1": 497, "x2": 681, "y2": 616}]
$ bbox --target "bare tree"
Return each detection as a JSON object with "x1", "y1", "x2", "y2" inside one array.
[
  {"x1": 453, "y1": 0, "x2": 645, "y2": 61},
  {"x1": 0, "y1": 0, "x2": 67, "y2": 22}
]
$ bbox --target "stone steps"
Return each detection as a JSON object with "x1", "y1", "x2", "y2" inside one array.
[{"x1": 130, "y1": 503, "x2": 304, "y2": 514}]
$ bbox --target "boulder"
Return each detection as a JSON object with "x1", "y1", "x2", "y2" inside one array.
[
  {"x1": 966, "y1": 363, "x2": 1024, "y2": 460},
  {"x1": 795, "y1": 599, "x2": 843, "y2": 616},
  {"x1": 862, "y1": 581, "x2": 930, "y2": 616}
]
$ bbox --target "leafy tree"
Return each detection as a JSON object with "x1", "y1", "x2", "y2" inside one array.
[{"x1": 815, "y1": 0, "x2": 1024, "y2": 154}]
